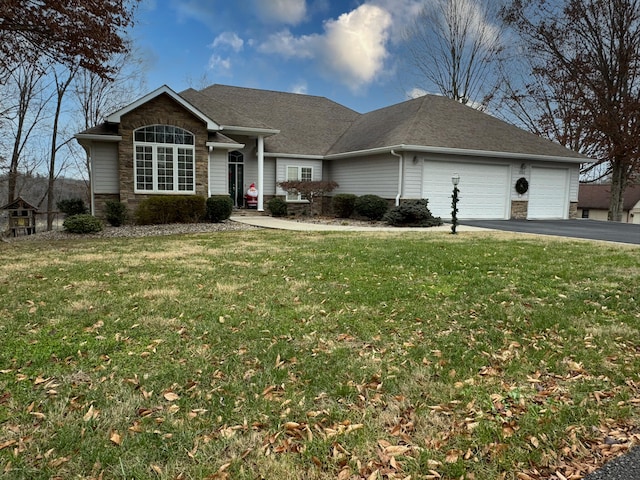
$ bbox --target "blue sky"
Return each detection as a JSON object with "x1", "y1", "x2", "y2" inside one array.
[{"x1": 131, "y1": 0, "x2": 428, "y2": 113}]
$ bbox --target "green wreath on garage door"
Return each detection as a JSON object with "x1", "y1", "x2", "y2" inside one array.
[{"x1": 515, "y1": 177, "x2": 529, "y2": 194}]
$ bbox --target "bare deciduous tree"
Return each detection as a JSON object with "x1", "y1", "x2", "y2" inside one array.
[
  {"x1": 503, "y1": 0, "x2": 640, "y2": 221},
  {"x1": 71, "y1": 49, "x2": 147, "y2": 205},
  {"x1": 403, "y1": 0, "x2": 505, "y2": 108},
  {"x1": 44, "y1": 66, "x2": 77, "y2": 230},
  {"x1": 2, "y1": 61, "x2": 49, "y2": 203}
]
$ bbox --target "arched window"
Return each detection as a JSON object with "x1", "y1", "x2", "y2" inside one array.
[{"x1": 134, "y1": 125, "x2": 195, "y2": 193}]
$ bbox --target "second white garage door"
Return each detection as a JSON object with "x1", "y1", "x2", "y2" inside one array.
[
  {"x1": 527, "y1": 167, "x2": 569, "y2": 219},
  {"x1": 423, "y1": 161, "x2": 510, "y2": 219}
]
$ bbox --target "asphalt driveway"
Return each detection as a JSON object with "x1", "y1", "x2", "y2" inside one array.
[{"x1": 461, "y1": 219, "x2": 640, "y2": 245}]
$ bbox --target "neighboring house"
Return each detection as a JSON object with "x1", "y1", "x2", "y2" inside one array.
[
  {"x1": 578, "y1": 184, "x2": 640, "y2": 223},
  {"x1": 75, "y1": 84, "x2": 589, "y2": 220}
]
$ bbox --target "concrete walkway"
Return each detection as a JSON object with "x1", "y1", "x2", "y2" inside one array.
[{"x1": 230, "y1": 215, "x2": 488, "y2": 232}]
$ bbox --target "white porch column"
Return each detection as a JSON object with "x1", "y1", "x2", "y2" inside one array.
[{"x1": 257, "y1": 135, "x2": 264, "y2": 211}]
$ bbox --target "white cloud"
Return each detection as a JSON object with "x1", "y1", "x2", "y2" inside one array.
[
  {"x1": 407, "y1": 87, "x2": 428, "y2": 99},
  {"x1": 321, "y1": 5, "x2": 392, "y2": 91},
  {"x1": 254, "y1": 0, "x2": 307, "y2": 25},
  {"x1": 291, "y1": 81, "x2": 308, "y2": 94},
  {"x1": 212, "y1": 32, "x2": 244, "y2": 52},
  {"x1": 208, "y1": 54, "x2": 232, "y2": 72},
  {"x1": 258, "y1": 29, "x2": 316, "y2": 59},
  {"x1": 258, "y1": 4, "x2": 393, "y2": 92},
  {"x1": 171, "y1": 0, "x2": 217, "y2": 25},
  {"x1": 369, "y1": 0, "x2": 424, "y2": 42}
]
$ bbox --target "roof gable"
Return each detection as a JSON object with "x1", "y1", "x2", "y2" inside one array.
[{"x1": 106, "y1": 85, "x2": 220, "y2": 131}]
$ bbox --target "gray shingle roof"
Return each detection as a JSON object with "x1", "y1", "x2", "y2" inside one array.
[
  {"x1": 79, "y1": 84, "x2": 586, "y2": 161},
  {"x1": 183, "y1": 85, "x2": 360, "y2": 155},
  {"x1": 326, "y1": 95, "x2": 585, "y2": 159},
  {"x1": 180, "y1": 88, "x2": 274, "y2": 131}
]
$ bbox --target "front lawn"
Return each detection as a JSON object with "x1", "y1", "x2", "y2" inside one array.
[{"x1": 0, "y1": 231, "x2": 638, "y2": 479}]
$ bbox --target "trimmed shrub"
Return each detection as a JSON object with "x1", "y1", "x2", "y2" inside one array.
[
  {"x1": 383, "y1": 199, "x2": 443, "y2": 227},
  {"x1": 268, "y1": 197, "x2": 288, "y2": 217},
  {"x1": 104, "y1": 200, "x2": 128, "y2": 227},
  {"x1": 332, "y1": 193, "x2": 357, "y2": 218},
  {"x1": 206, "y1": 195, "x2": 233, "y2": 223},
  {"x1": 63, "y1": 214, "x2": 103, "y2": 234},
  {"x1": 354, "y1": 194, "x2": 388, "y2": 220},
  {"x1": 57, "y1": 198, "x2": 88, "y2": 216},
  {"x1": 135, "y1": 195, "x2": 206, "y2": 225}
]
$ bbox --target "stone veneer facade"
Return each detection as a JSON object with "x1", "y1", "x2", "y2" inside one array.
[
  {"x1": 510, "y1": 200, "x2": 528, "y2": 220},
  {"x1": 117, "y1": 93, "x2": 209, "y2": 213}
]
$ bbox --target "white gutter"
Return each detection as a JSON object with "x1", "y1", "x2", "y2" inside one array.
[
  {"x1": 390, "y1": 149, "x2": 403, "y2": 206},
  {"x1": 264, "y1": 152, "x2": 324, "y2": 159},
  {"x1": 206, "y1": 141, "x2": 245, "y2": 150},
  {"x1": 220, "y1": 125, "x2": 280, "y2": 136},
  {"x1": 74, "y1": 134, "x2": 122, "y2": 143},
  {"x1": 325, "y1": 144, "x2": 590, "y2": 164}
]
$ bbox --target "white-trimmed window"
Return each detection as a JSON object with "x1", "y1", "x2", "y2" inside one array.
[
  {"x1": 134, "y1": 125, "x2": 195, "y2": 193},
  {"x1": 286, "y1": 165, "x2": 313, "y2": 201}
]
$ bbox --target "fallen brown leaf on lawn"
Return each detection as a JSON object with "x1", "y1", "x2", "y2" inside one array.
[
  {"x1": 0, "y1": 439, "x2": 17, "y2": 451},
  {"x1": 83, "y1": 405, "x2": 99, "y2": 422},
  {"x1": 109, "y1": 430, "x2": 122, "y2": 446},
  {"x1": 163, "y1": 391, "x2": 180, "y2": 401},
  {"x1": 445, "y1": 449, "x2": 462, "y2": 463},
  {"x1": 48, "y1": 456, "x2": 71, "y2": 468}
]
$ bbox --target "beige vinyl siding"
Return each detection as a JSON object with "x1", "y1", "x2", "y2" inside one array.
[
  {"x1": 92, "y1": 143, "x2": 119, "y2": 194},
  {"x1": 245, "y1": 156, "x2": 277, "y2": 196},
  {"x1": 275, "y1": 158, "x2": 323, "y2": 195},
  {"x1": 402, "y1": 154, "x2": 424, "y2": 198},
  {"x1": 208, "y1": 149, "x2": 228, "y2": 196},
  {"x1": 328, "y1": 154, "x2": 399, "y2": 198}
]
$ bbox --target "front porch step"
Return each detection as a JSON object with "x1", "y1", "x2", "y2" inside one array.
[{"x1": 232, "y1": 208, "x2": 268, "y2": 217}]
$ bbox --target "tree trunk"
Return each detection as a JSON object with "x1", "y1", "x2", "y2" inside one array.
[{"x1": 608, "y1": 160, "x2": 625, "y2": 222}]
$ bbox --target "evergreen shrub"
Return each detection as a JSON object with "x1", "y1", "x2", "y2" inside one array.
[
  {"x1": 383, "y1": 199, "x2": 443, "y2": 227},
  {"x1": 354, "y1": 194, "x2": 388, "y2": 220},
  {"x1": 57, "y1": 198, "x2": 88, "y2": 216},
  {"x1": 104, "y1": 200, "x2": 128, "y2": 227},
  {"x1": 135, "y1": 195, "x2": 206, "y2": 225},
  {"x1": 206, "y1": 195, "x2": 233, "y2": 223},
  {"x1": 332, "y1": 193, "x2": 357, "y2": 218},
  {"x1": 268, "y1": 197, "x2": 288, "y2": 217},
  {"x1": 63, "y1": 214, "x2": 103, "y2": 234}
]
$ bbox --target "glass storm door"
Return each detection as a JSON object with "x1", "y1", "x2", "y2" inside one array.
[{"x1": 228, "y1": 151, "x2": 244, "y2": 207}]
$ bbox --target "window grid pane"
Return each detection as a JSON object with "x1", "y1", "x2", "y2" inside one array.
[
  {"x1": 134, "y1": 125, "x2": 194, "y2": 145},
  {"x1": 134, "y1": 125, "x2": 195, "y2": 194},
  {"x1": 135, "y1": 146, "x2": 153, "y2": 190},
  {"x1": 178, "y1": 148, "x2": 194, "y2": 191},
  {"x1": 301, "y1": 167, "x2": 312, "y2": 182},
  {"x1": 157, "y1": 147, "x2": 174, "y2": 191}
]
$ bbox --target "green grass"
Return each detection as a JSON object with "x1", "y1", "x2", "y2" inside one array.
[{"x1": 0, "y1": 230, "x2": 638, "y2": 479}]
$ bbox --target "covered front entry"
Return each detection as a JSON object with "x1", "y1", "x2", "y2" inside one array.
[
  {"x1": 527, "y1": 167, "x2": 569, "y2": 219},
  {"x1": 423, "y1": 160, "x2": 510, "y2": 219},
  {"x1": 228, "y1": 150, "x2": 244, "y2": 207}
]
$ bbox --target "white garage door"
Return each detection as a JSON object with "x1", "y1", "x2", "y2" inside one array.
[
  {"x1": 527, "y1": 167, "x2": 569, "y2": 219},
  {"x1": 423, "y1": 161, "x2": 510, "y2": 219}
]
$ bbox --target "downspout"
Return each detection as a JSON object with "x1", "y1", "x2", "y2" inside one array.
[
  {"x1": 391, "y1": 149, "x2": 403, "y2": 206},
  {"x1": 207, "y1": 145, "x2": 213, "y2": 198},
  {"x1": 82, "y1": 143, "x2": 95, "y2": 216}
]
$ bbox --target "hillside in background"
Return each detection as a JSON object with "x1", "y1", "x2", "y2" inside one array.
[{"x1": 0, "y1": 174, "x2": 89, "y2": 211}]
